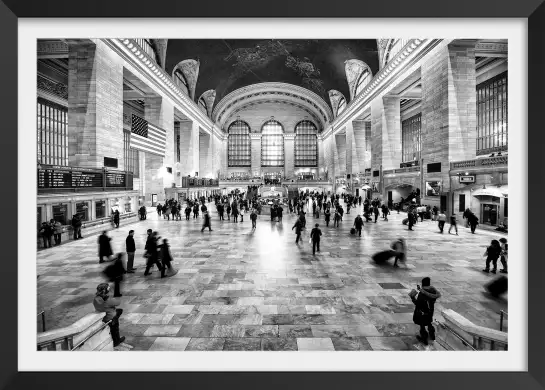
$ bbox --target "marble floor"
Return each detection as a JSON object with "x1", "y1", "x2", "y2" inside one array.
[{"x1": 37, "y1": 203, "x2": 508, "y2": 351}]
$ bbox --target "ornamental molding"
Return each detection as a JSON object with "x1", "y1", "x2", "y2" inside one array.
[
  {"x1": 222, "y1": 99, "x2": 322, "y2": 132},
  {"x1": 213, "y1": 82, "x2": 333, "y2": 130},
  {"x1": 37, "y1": 40, "x2": 68, "y2": 57},
  {"x1": 38, "y1": 74, "x2": 68, "y2": 100},
  {"x1": 323, "y1": 39, "x2": 443, "y2": 139},
  {"x1": 283, "y1": 133, "x2": 296, "y2": 140},
  {"x1": 104, "y1": 39, "x2": 219, "y2": 139}
]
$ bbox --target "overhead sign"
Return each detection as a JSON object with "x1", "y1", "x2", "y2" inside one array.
[{"x1": 459, "y1": 175, "x2": 475, "y2": 183}]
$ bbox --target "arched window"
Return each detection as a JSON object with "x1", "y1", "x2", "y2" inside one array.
[
  {"x1": 355, "y1": 67, "x2": 372, "y2": 97},
  {"x1": 337, "y1": 97, "x2": 347, "y2": 116},
  {"x1": 295, "y1": 120, "x2": 318, "y2": 167},
  {"x1": 261, "y1": 120, "x2": 284, "y2": 167},
  {"x1": 198, "y1": 97, "x2": 207, "y2": 113},
  {"x1": 228, "y1": 120, "x2": 251, "y2": 167},
  {"x1": 173, "y1": 69, "x2": 190, "y2": 96}
]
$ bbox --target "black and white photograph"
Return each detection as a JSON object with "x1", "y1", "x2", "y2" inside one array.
[{"x1": 33, "y1": 36, "x2": 511, "y2": 354}]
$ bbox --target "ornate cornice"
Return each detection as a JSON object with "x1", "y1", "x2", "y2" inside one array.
[
  {"x1": 283, "y1": 133, "x2": 296, "y2": 140},
  {"x1": 104, "y1": 39, "x2": 220, "y2": 140},
  {"x1": 213, "y1": 82, "x2": 333, "y2": 131},
  {"x1": 323, "y1": 39, "x2": 443, "y2": 139},
  {"x1": 223, "y1": 99, "x2": 322, "y2": 131},
  {"x1": 38, "y1": 74, "x2": 68, "y2": 100}
]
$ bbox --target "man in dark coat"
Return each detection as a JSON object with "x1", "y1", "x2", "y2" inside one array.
[
  {"x1": 292, "y1": 218, "x2": 303, "y2": 244},
  {"x1": 201, "y1": 211, "x2": 212, "y2": 232},
  {"x1": 72, "y1": 214, "x2": 83, "y2": 239},
  {"x1": 98, "y1": 231, "x2": 113, "y2": 263},
  {"x1": 113, "y1": 210, "x2": 120, "y2": 228},
  {"x1": 39, "y1": 222, "x2": 53, "y2": 248},
  {"x1": 250, "y1": 209, "x2": 258, "y2": 229},
  {"x1": 373, "y1": 205, "x2": 380, "y2": 223},
  {"x1": 324, "y1": 207, "x2": 331, "y2": 227},
  {"x1": 93, "y1": 283, "x2": 125, "y2": 347},
  {"x1": 185, "y1": 205, "x2": 191, "y2": 220},
  {"x1": 409, "y1": 277, "x2": 441, "y2": 345},
  {"x1": 353, "y1": 215, "x2": 364, "y2": 237},
  {"x1": 310, "y1": 223, "x2": 322, "y2": 255},
  {"x1": 144, "y1": 231, "x2": 163, "y2": 276},
  {"x1": 125, "y1": 230, "x2": 137, "y2": 273},
  {"x1": 103, "y1": 253, "x2": 126, "y2": 297},
  {"x1": 217, "y1": 203, "x2": 224, "y2": 220}
]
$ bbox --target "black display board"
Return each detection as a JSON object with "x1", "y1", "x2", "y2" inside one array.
[
  {"x1": 105, "y1": 172, "x2": 126, "y2": 187},
  {"x1": 38, "y1": 165, "x2": 132, "y2": 192},
  {"x1": 38, "y1": 166, "x2": 103, "y2": 189}
]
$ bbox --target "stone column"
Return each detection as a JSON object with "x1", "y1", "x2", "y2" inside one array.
[
  {"x1": 345, "y1": 121, "x2": 360, "y2": 194},
  {"x1": 421, "y1": 40, "x2": 477, "y2": 211},
  {"x1": 67, "y1": 40, "x2": 123, "y2": 169},
  {"x1": 370, "y1": 96, "x2": 401, "y2": 172},
  {"x1": 284, "y1": 133, "x2": 296, "y2": 180},
  {"x1": 250, "y1": 133, "x2": 262, "y2": 177},
  {"x1": 199, "y1": 132, "x2": 213, "y2": 178},
  {"x1": 144, "y1": 96, "x2": 175, "y2": 201},
  {"x1": 335, "y1": 133, "x2": 347, "y2": 177},
  {"x1": 317, "y1": 138, "x2": 325, "y2": 180},
  {"x1": 353, "y1": 120, "x2": 368, "y2": 172},
  {"x1": 179, "y1": 120, "x2": 200, "y2": 177}
]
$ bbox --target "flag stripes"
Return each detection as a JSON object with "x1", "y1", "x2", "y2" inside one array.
[{"x1": 129, "y1": 114, "x2": 166, "y2": 157}]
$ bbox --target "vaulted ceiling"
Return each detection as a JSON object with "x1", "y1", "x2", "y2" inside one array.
[{"x1": 165, "y1": 39, "x2": 379, "y2": 110}]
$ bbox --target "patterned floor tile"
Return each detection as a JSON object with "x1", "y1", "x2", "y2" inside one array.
[{"x1": 37, "y1": 206, "x2": 507, "y2": 351}]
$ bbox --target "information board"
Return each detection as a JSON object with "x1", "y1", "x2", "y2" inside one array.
[
  {"x1": 105, "y1": 172, "x2": 126, "y2": 187},
  {"x1": 38, "y1": 167, "x2": 103, "y2": 189}
]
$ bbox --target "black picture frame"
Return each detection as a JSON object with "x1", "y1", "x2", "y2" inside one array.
[{"x1": 0, "y1": 0, "x2": 540, "y2": 389}]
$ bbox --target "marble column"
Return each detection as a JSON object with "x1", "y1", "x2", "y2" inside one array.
[
  {"x1": 335, "y1": 133, "x2": 347, "y2": 178},
  {"x1": 179, "y1": 120, "x2": 200, "y2": 177},
  {"x1": 370, "y1": 96, "x2": 401, "y2": 172},
  {"x1": 250, "y1": 133, "x2": 262, "y2": 177},
  {"x1": 284, "y1": 133, "x2": 296, "y2": 180},
  {"x1": 199, "y1": 132, "x2": 213, "y2": 178},
  {"x1": 421, "y1": 40, "x2": 477, "y2": 211},
  {"x1": 353, "y1": 120, "x2": 368, "y2": 173},
  {"x1": 67, "y1": 39, "x2": 123, "y2": 169},
  {"x1": 144, "y1": 96, "x2": 175, "y2": 203}
]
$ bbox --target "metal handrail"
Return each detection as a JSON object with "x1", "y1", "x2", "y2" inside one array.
[
  {"x1": 70, "y1": 320, "x2": 112, "y2": 351},
  {"x1": 436, "y1": 321, "x2": 476, "y2": 351},
  {"x1": 37, "y1": 311, "x2": 45, "y2": 332},
  {"x1": 500, "y1": 310, "x2": 508, "y2": 331}
]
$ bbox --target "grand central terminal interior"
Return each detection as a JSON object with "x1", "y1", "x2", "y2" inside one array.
[{"x1": 36, "y1": 38, "x2": 508, "y2": 352}]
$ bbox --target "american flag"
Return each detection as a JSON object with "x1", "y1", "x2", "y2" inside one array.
[{"x1": 130, "y1": 114, "x2": 166, "y2": 157}]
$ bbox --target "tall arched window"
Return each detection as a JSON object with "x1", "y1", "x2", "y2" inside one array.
[
  {"x1": 228, "y1": 120, "x2": 251, "y2": 167},
  {"x1": 355, "y1": 67, "x2": 372, "y2": 97},
  {"x1": 261, "y1": 120, "x2": 284, "y2": 167},
  {"x1": 337, "y1": 97, "x2": 347, "y2": 116},
  {"x1": 173, "y1": 69, "x2": 190, "y2": 96},
  {"x1": 198, "y1": 97, "x2": 207, "y2": 113},
  {"x1": 295, "y1": 120, "x2": 318, "y2": 167}
]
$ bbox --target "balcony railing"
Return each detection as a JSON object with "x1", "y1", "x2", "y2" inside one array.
[
  {"x1": 451, "y1": 155, "x2": 508, "y2": 170},
  {"x1": 383, "y1": 166, "x2": 420, "y2": 175},
  {"x1": 180, "y1": 177, "x2": 219, "y2": 188}
]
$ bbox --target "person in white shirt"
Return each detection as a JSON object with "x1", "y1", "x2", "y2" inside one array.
[{"x1": 437, "y1": 211, "x2": 447, "y2": 233}]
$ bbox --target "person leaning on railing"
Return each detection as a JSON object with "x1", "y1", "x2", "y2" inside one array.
[{"x1": 92, "y1": 283, "x2": 125, "y2": 347}]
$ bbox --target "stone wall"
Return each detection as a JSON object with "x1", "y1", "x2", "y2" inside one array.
[{"x1": 67, "y1": 40, "x2": 124, "y2": 169}]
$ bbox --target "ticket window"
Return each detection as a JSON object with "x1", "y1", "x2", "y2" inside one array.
[
  {"x1": 124, "y1": 198, "x2": 132, "y2": 213},
  {"x1": 52, "y1": 204, "x2": 68, "y2": 225},
  {"x1": 75, "y1": 201, "x2": 89, "y2": 221},
  {"x1": 109, "y1": 198, "x2": 120, "y2": 214},
  {"x1": 95, "y1": 200, "x2": 106, "y2": 219}
]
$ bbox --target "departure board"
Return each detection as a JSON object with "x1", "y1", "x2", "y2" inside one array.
[
  {"x1": 38, "y1": 165, "x2": 131, "y2": 191},
  {"x1": 105, "y1": 172, "x2": 126, "y2": 187}
]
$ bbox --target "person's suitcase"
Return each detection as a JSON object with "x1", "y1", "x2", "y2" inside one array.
[
  {"x1": 485, "y1": 275, "x2": 508, "y2": 297},
  {"x1": 372, "y1": 250, "x2": 395, "y2": 263},
  {"x1": 402, "y1": 218, "x2": 409, "y2": 225},
  {"x1": 350, "y1": 228, "x2": 356, "y2": 235}
]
